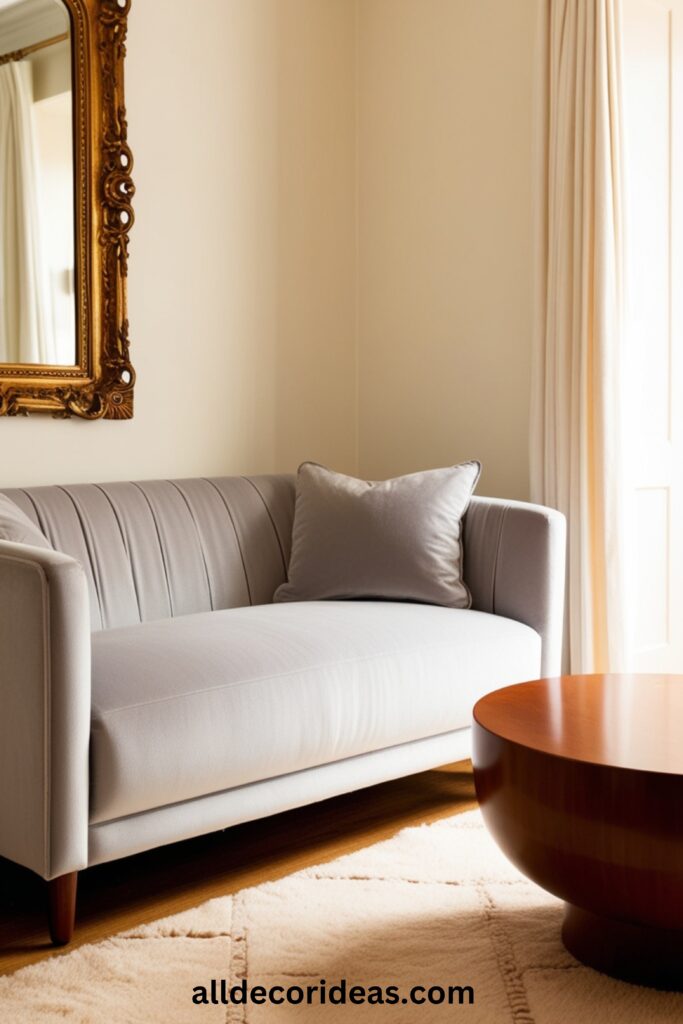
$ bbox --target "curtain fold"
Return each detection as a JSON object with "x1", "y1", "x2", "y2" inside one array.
[
  {"x1": 0, "y1": 59, "x2": 56, "y2": 364},
  {"x1": 531, "y1": 0, "x2": 631, "y2": 673}
]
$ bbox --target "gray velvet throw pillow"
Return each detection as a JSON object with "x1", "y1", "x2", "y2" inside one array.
[
  {"x1": 274, "y1": 461, "x2": 481, "y2": 608},
  {"x1": 0, "y1": 493, "x2": 51, "y2": 549}
]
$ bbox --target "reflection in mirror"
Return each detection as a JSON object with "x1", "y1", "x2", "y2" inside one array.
[{"x1": 0, "y1": 0, "x2": 75, "y2": 366}]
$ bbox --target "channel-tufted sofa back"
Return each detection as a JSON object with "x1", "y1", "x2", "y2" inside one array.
[
  {"x1": 0, "y1": 476, "x2": 565, "y2": 677},
  {"x1": 1, "y1": 476, "x2": 296, "y2": 631}
]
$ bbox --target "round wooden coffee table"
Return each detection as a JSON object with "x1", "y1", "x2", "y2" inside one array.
[{"x1": 472, "y1": 674, "x2": 683, "y2": 990}]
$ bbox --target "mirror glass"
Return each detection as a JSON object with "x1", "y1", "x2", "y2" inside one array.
[{"x1": 0, "y1": 0, "x2": 75, "y2": 366}]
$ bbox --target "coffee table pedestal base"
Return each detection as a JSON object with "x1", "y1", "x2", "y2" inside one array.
[{"x1": 562, "y1": 904, "x2": 683, "y2": 992}]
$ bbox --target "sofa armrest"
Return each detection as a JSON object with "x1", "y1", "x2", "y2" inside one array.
[
  {"x1": 463, "y1": 497, "x2": 566, "y2": 677},
  {"x1": 0, "y1": 541, "x2": 90, "y2": 880}
]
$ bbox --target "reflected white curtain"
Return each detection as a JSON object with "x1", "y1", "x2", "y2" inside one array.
[
  {"x1": 531, "y1": 0, "x2": 631, "y2": 673},
  {"x1": 0, "y1": 59, "x2": 56, "y2": 364}
]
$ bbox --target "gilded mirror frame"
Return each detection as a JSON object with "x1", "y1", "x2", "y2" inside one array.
[{"x1": 0, "y1": 0, "x2": 135, "y2": 419}]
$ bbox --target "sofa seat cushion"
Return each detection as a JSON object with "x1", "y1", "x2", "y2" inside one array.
[{"x1": 89, "y1": 601, "x2": 541, "y2": 824}]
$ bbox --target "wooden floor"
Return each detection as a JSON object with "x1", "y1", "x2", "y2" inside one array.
[{"x1": 0, "y1": 760, "x2": 476, "y2": 977}]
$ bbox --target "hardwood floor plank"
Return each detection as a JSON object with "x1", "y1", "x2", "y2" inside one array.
[{"x1": 0, "y1": 760, "x2": 476, "y2": 976}]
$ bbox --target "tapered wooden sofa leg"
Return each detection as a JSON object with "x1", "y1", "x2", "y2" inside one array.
[{"x1": 48, "y1": 872, "x2": 78, "y2": 946}]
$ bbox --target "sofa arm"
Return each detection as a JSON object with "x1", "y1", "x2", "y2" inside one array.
[
  {"x1": 463, "y1": 497, "x2": 566, "y2": 677},
  {"x1": 0, "y1": 541, "x2": 90, "y2": 880}
]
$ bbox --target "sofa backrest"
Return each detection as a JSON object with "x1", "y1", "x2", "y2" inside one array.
[
  {"x1": 0, "y1": 476, "x2": 296, "y2": 631},
  {"x1": 1, "y1": 477, "x2": 562, "y2": 666}
]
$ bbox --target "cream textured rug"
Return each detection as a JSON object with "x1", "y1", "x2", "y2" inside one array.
[{"x1": 1, "y1": 810, "x2": 682, "y2": 1023}]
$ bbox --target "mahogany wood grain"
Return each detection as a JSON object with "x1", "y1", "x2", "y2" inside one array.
[
  {"x1": 475, "y1": 674, "x2": 683, "y2": 773},
  {"x1": 472, "y1": 674, "x2": 683, "y2": 991}
]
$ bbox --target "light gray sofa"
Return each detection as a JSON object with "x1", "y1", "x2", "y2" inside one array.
[{"x1": 0, "y1": 475, "x2": 565, "y2": 944}]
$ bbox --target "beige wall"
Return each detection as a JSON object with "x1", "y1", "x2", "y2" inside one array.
[
  {"x1": 3, "y1": 0, "x2": 537, "y2": 500},
  {"x1": 356, "y1": 0, "x2": 537, "y2": 500},
  {"x1": 1, "y1": 0, "x2": 357, "y2": 488}
]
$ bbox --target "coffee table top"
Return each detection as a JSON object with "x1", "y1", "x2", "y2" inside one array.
[{"x1": 473, "y1": 674, "x2": 683, "y2": 776}]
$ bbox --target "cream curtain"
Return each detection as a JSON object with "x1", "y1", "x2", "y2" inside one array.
[
  {"x1": 0, "y1": 60, "x2": 56, "y2": 364},
  {"x1": 531, "y1": 0, "x2": 631, "y2": 673}
]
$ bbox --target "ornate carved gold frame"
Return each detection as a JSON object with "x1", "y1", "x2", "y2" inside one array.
[{"x1": 0, "y1": 0, "x2": 135, "y2": 419}]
